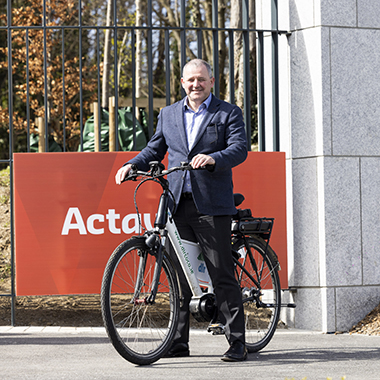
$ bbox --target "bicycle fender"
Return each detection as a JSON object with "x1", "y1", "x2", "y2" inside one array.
[
  {"x1": 116, "y1": 235, "x2": 149, "y2": 251},
  {"x1": 129, "y1": 235, "x2": 149, "y2": 245},
  {"x1": 232, "y1": 236, "x2": 280, "y2": 270}
]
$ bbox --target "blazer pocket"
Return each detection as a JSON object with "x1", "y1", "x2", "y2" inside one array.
[{"x1": 206, "y1": 123, "x2": 218, "y2": 144}]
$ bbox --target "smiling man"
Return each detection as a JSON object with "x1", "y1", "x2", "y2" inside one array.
[
  {"x1": 181, "y1": 59, "x2": 215, "y2": 109},
  {"x1": 115, "y1": 59, "x2": 248, "y2": 362}
]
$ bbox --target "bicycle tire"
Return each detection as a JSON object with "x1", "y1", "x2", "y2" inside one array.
[
  {"x1": 101, "y1": 237, "x2": 180, "y2": 365},
  {"x1": 233, "y1": 236, "x2": 281, "y2": 353}
]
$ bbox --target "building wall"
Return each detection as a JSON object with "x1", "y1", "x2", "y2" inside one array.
[{"x1": 257, "y1": 0, "x2": 380, "y2": 331}]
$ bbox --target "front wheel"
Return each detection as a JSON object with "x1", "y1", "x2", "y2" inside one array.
[
  {"x1": 233, "y1": 236, "x2": 281, "y2": 353},
  {"x1": 101, "y1": 237, "x2": 180, "y2": 365}
]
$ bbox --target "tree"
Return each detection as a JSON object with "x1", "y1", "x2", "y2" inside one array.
[
  {"x1": 0, "y1": 0, "x2": 99, "y2": 151},
  {"x1": 0, "y1": 0, "x2": 258, "y2": 153},
  {"x1": 230, "y1": 0, "x2": 243, "y2": 108}
]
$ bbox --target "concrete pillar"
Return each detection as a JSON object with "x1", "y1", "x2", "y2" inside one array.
[{"x1": 258, "y1": 0, "x2": 380, "y2": 331}]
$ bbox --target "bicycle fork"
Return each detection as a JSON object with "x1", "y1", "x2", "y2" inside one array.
[
  {"x1": 132, "y1": 188, "x2": 171, "y2": 305},
  {"x1": 132, "y1": 232, "x2": 166, "y2": 306}
]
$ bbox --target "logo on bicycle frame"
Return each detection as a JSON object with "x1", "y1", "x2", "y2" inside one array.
[{"x1": 174, "y1": 230, "x2": 194, "y2": 274}]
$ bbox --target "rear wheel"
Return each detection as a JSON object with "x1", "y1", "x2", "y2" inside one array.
[
  {"x1": 101, "y1": 237, "x2": 180, "y2": 365},
  {"x1": 233, "y1": 236, "x2": 281, "y2": 353}
]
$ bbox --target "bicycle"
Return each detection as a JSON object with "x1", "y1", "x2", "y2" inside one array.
[{"x1": 101, "y1": 161, "x2": 283, "y2": 365}]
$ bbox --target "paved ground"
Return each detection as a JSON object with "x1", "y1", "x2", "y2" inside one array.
[{"x1": 1, "y1": 326, "x2": 379, "y2": 380}]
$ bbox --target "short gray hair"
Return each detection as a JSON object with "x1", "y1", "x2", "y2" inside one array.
[{"x1": 182, "y1": 59, "x2": 213, "y2": 78}]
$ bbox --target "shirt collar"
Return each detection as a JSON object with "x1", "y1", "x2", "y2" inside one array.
[{"x1": 184, "y1": 93, "x2": 212, "y2": 112}]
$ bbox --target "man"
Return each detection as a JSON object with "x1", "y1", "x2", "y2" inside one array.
[{"x1": 115, "y1": 59, "x2": 248, "y2": 361}]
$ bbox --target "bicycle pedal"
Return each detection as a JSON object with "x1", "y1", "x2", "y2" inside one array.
[{"x1": 207, "y1": 323, "x2": 225, "y2": 335}]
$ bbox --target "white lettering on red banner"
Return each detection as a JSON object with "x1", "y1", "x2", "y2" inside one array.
[{"x1": 61, "y1": 207, "x2": 154, "y2": 235}]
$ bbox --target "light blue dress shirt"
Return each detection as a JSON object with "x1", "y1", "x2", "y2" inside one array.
[{"x1": 182, "y1": 93, "x2": 213, "y2": 193}]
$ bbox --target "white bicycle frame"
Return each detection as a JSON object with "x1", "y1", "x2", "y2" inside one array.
[{"x1": 164, "y1": 208, "x2": 214, "y2": 298}]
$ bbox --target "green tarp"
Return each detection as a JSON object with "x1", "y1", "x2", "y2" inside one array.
[
  {"x1": 81, "y1": 108, "x2": 148, "y2": 152},
  {"x1": 30, "y1": 133, "x2": 62, "y2": 152},
  {"x1": 29, "y1": 108, "x2": 148, "y2": 152}
]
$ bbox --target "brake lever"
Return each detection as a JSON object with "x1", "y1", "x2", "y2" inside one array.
[{"x1": 122, "y1": 164, "x2": 139, "y2": 182}]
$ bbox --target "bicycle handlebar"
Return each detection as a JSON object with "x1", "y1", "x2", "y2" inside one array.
[{"x1": 123, "y1": 161, "x2": 211, "y2": 183}]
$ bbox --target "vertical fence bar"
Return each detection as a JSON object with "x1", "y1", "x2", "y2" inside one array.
[
  {"x1": 147, "y1": 0, "x2": 154, "y2": 138},
  {"x1": 165, "y1": 28, "x2": 171, "y2": 106},
  {"x1": 271, "y1": 0, "x2": 280, "y2": 151},
  {"x1": 113, "y1": 0, "x2": 119, "y2": 149},
  {"x1": 25, "y1": 29, "x2": 30, "y2": 152},
  {"x1": 197, "y1": 29, "x2": 202, "y2": 59},
  {"x1": 7, "y1": 0, "x2": 16, "y2": 326},
  {"x1": 131, "y1": 28, "x2": 137, "y2": 149},
  {"x1": 228, "y1": 30, "x2": 234, "y2": 105},
  {"x1": 180, "y1": 0, "x2": 186, "y2": 98},
  {"x1": 78, "y1": 0, "x2": 84, "y2": 151},
  {"x1": 242, "y1": 0, "x2": 251, "y2": 150},
  {"x1": 212, "y1": 0, "x2": 219, "y2": 98},
  {"x1": 257, "y1": 32, "x2": 265, "y2": 152},
  {"x1": 96, "y1": 28, "x2": 102, "y2": 152},
  {"x1": 62, "y1": 29, "x2": 66, "y2": 152},
  {"x1": 96, "y1": 36, "x2": 101, "y2": 153},
  {"x1": 43, "y1": 0, "x2": 49, "y2": 152}
]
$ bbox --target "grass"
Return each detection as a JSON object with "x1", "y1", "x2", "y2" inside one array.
[
  {"x1": 0, "y1": 167, "x2": 10, "y2": 205},
  {"x1": 0, "y1": 261, "x2": 11, "y2": 280},
  {"x1": 0, "y1": 166, "x2": 10, "y2": 187},
  {"x1": 0, "y1": 194, "x2": 9, "y2": 205},
  {"x1": 0, "y1": 166, "x2": 11, "y2": 283}
]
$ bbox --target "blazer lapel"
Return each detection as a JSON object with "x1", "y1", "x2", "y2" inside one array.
[
  {"x1": 174, "y1": 99, "x2": 189, "y2": 152},
  {"x1": 189, "y1": 94, "x2": 220, "y2": 153}
]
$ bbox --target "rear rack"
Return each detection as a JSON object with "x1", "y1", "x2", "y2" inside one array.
[{"x1": 232, "y1": 216, "x2": 274, "y2": 241}]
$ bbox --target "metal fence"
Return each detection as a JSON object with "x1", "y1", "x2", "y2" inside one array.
[{"x1": 0, "y1": 0, "x2": 286, "y2": 325}]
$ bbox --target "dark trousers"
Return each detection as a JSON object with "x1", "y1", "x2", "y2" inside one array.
[{"x1": 169, "y1": 196, "x2": 245, "y2": 346}]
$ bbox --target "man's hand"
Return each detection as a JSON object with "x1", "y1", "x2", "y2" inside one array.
[
  {"x1": 190, "y1": 154, "x2": 215, "y2": 169},
  {"x1": 115, "y1": 164, "x2": 133, "y2": 185}
]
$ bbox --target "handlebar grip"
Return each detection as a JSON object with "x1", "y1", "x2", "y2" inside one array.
[
  {"x1": 180, "y1": 162, "x2": 213, "y2": 171},
  {"x1": 198, "y1": 164, "x2": 214, "y2": 172}
]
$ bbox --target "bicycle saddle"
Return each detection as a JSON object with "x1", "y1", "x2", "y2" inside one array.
[{"x1": 234, "y1": 193, "x2": 245, "y2": 207}]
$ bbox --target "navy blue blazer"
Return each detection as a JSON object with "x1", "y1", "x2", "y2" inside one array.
[{"x1": 127, "y1": 94, "x2": 248, "y2": 216}]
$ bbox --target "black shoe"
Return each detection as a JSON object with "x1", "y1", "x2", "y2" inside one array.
[
  {"x1": 163, "y1": 342, "x2": 190, "y2": 358},
  {"x1": 221, "y1": 341, "x2": 247, "y2": 362}
]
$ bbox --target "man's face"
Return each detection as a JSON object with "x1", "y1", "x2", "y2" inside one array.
[{"x1": 181, "y1": 64, "x2": 215, "y2": 107}]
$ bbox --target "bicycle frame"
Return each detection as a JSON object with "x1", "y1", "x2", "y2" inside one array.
[
  {"x1": 165, "y1": 208, "x2": 212, "y2": 298},
  {"x1": 126, "y1": 161, "x2": 285, "y2": 315},
  {"x1": 153, "y1": 187, "x2": 213, "y2": 301},
  {"x1": 141, "y1": 177, "x2": 274, "y2": 307}
]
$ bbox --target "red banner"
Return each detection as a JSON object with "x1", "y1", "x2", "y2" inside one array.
[{"x1": 14, "y1": 151, "x2": 287, "y2": 296}]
